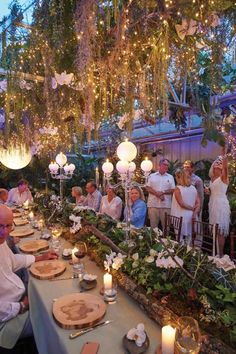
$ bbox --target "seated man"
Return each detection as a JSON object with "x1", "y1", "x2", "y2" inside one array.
[
  {"x1": 7, "y1": 179, "x2": 33, "y2": 206},
  {"x1": 0, "y1": 205, "x2": 58, "y2": 350},
  {"x1": 83, "y1": 181, "x2": 102, "y2": 212},
  {"x1": 0, "y1": 189, "x2": 8, "y2": 204}
]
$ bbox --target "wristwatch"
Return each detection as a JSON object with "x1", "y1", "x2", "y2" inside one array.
[{"x1": 19, "y1": 301, "x2": 27, "y2": 314}]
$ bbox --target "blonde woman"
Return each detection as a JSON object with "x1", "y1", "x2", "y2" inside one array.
[
  {"x1": 208, "y1": 147, "x2": 230, "y2": 256},
  {"x1": 99, "y1": 185, "x2": 122, "y2": 220},
  {"x1": 71, "y1": 186, "x2": 85, "y2": 206},
  {"x1": 171, "y1": 169, "x2": 200, "y2": 243},
  {"x1": 124, "y1": 186, "x2": 147, "y2": 228}
]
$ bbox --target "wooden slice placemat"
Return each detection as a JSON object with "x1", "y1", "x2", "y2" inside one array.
[
  {"x1": 19, "y1": 240, "x2": 49, "y2": 254},
  {"x1": 10, "y1": 227, "x2": 34, "y2": 238},
  {"x1": 30, "y1": 260, "x2": 66, "y2": 280},
  {"x1": 53, "y1": 293, "x2": 106, "y2": 329},
  {"x1": 14, "y1": 219, "x2": 29, "y2": 226},
  {"x1": 13, "y1": 212, "x2": 22, "y2": 218}
]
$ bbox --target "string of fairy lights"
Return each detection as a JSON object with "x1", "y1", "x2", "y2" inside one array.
[{"x1": 0, "y1": 0, "x2": 235, "y2": 156}]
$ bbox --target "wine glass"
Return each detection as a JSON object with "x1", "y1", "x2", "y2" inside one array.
[
  {"x1": 73, "y1": 241, "x2": 87, "y2": 276},
  {"x1": 74, "y1": 241, "x2": 87, "y2": 262},
  {"x1": 174, "y1": 316, "x2": 201, "y2": 354}
]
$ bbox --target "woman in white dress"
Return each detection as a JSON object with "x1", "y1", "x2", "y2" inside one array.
[
  {"x1": 171, "y1": 169, "x2": 200, "y2": 244},
  {"x1": 208, "y1": 148, "x2": 230, "y2": 256},
  {"x1": 99, "y1": 185, "x2": 122, "y2": 220}
]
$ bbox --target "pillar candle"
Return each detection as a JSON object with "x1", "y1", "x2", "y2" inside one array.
[
  {"x1": 162, "y1": 325, "x2": 176, "y2": 354},
  {"x1": 28, "y1": 211, "x2": 34, "y2": 220},
  {"x1": 103, "y1": 272, "x2": 112, "y2": 291}
]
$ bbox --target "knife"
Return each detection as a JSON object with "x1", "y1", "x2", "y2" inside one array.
[
  {"x1": 50, "y1": 274, "x2": 79, "y2": 281},
  {"x1": 69, "y1": 320, "x2": 113, "y2": 339}
]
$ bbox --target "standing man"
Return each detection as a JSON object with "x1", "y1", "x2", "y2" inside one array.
[
  {"x1": 146, "y1": 158, "x2": 175, "y2": 229},
  {"x1": 7, "y1": 179, "x2": 33, "y2": 206},
  {"x1": 183, "y1": 160, "x2": 204, "y2": 218},
  {"x1": 0, "y1": 205, "x2": 58, "y2": 350},
  {"x1": 83, "y1": 181, "x2": 102, "y2": 212}
]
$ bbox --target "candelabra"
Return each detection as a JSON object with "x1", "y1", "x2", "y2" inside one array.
[
  {"x1": 102, "y1": 140, "x2": 153, "y2": 244},
  {"x1": 49, "y1": 152, "x2": 75, "y2": 200}
]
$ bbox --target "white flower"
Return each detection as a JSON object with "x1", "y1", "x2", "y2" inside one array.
[
  {"x1": 104, "y1": 251, "x2": 126, "y2": 271},
  {"x1": 132, "y1": 253, "x2": 139, "y2": 261},
  {"x1": 132, "y1": 261, "x2": 139, "y2": 269},
  {"x1": 112, "y1": 257, "x2": 123, "y2": 270},
  {"x1": 208, "y1": 255, "x2": 236, "y2": 272},
  {"x1": 145, "y1": 256, "x2": 155, "y2": 263},
  {"x1": 139, "y1": 235, "x2": 143, "y2": 240},
  {"x1": 69, "y1": 214, "x2": 82, "y2": 233},
  {"x1": 150, "y1": 249, "x2": 157, "y2": 257},
  {"x1": 153, "y1": 227, "x2": 163, "y2": 237}
]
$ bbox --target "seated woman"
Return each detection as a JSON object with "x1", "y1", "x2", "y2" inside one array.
[
  {"x1": 71, "y1": 186, "x2": 85, "y2": 206},
  {"x1": 126, "y1": 186, "x2": 147, "y2": 228},
  {"x1": 99, "y1": 185, "x2": 122, "y2": 220},
  {"x1": 171, "y1": 169, "x2": 200, "y2": 244}
]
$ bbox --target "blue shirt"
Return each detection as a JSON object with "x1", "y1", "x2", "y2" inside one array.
[{"x1": 130, "y1": 199, "x2": 147, "y2": 228}]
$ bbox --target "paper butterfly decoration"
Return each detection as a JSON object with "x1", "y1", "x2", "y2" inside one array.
[
  {"x1": 19, "y1": 80, "x2": 32, "y2": 90},
  {"x1": 52, "y1": 71, "x2": 74, "y2": 89},
  {"x1": 175, "y1": 19, "x2": 198, "y2": 40}
]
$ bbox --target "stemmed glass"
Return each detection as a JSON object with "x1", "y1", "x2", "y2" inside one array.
[
  {"x1": 51, "y1": 226, "x2": 63, "y2": 255},
  {"x1": 73, "y1": 241, "x2": 87, "y2": 275}
]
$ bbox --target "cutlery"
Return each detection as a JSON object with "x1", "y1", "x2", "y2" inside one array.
[
  {"x1": 50, "y1": 274, "x2": 79, "y2": 281},
  {"x1": 69, "y1": 320, "x2": 113, "y2": 339}
]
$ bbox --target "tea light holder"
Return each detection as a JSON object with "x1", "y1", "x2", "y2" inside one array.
[{"x1": 103, "y1": 288, "x2": 117, "y2": 303}]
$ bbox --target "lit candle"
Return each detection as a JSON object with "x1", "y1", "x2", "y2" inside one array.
[
  {"x1": 103, "y1": 272, "x2": 112, "y2": 291},
  {"x1": 23, "y1": 200, "x2": 29, "y2": 209},
  {"x1": 95, "y1": 167, "x2": 99, "y2": 186},
  {"x1": 162, "y1": 325, "x2": 176, "y2": 354},
  {"x1": 72, "y1": 247, "x2": 78, "y2": 264},
  {"x1": 28, "y1": 211, "x2": 34, "y2": 221}
]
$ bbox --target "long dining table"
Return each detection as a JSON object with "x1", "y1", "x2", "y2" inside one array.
[{"x1": 15, "y1": 222, "x2": 162, "y2": 354}]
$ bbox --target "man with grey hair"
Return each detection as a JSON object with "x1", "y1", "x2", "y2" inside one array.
[
  {"x1": 146, "y1": 158, "x2": 175, "y2": 229},
  {"x1": 83, "y1": 181, "x2": 102, "y2": 212},
  {"x1": 0, "y1": 205, "x2": 58, "y2": 350}
]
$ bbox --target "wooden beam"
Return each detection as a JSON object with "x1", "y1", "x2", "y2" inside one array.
[{"x1": 0, "y1": 68, "x2": 44, "y2": 82}]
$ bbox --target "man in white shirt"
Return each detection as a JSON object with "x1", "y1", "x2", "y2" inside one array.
[
  {"x1": 0, "y1": 205, "x2": 58, "y2": 349},
  {"x1": 83, "y1": 181, "x2": 102, "y2": 212},
  {"x1": 7, "y1": 179, "x2": 33, "y2": 206},
  {"x1": 146, "y1": 158, "x2": 175, "y2": 229}
]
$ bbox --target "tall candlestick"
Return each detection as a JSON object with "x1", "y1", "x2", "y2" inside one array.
[
  {"x1": 95, "y1": 167, "x2": 99, "y2": 186},
  {"x1": 162, "y1": 325, "x2": 176, "y2": 354},
  {"x1": 103, "y1": 272, "x2": 112, "y2": 291},
  {"x1": 72, "y1": 247, "x2": 78, "y2": 264}
]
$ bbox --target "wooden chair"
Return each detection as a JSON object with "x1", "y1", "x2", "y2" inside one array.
[
  {"x1": 163, "y1": 213, "x2": 183, "y2": 242},
  {"x1": 230, "y1": 232, "x2": 236, "y2": 261},
  {"x1": 192, "y1": 220, "x2": 218, "y2": 256}
]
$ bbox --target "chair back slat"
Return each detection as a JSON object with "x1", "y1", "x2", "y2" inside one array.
[
  {"x1": 163, "y1": 213, "x2": 183, "y2": 242},
  {"x1": 192, "y1": 220, "x2": 218, "y2": 256}
]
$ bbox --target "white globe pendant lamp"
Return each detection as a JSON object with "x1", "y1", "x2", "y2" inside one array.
[{"x1": 0, "y1": 143, "x2": 32, "y2": 170}]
